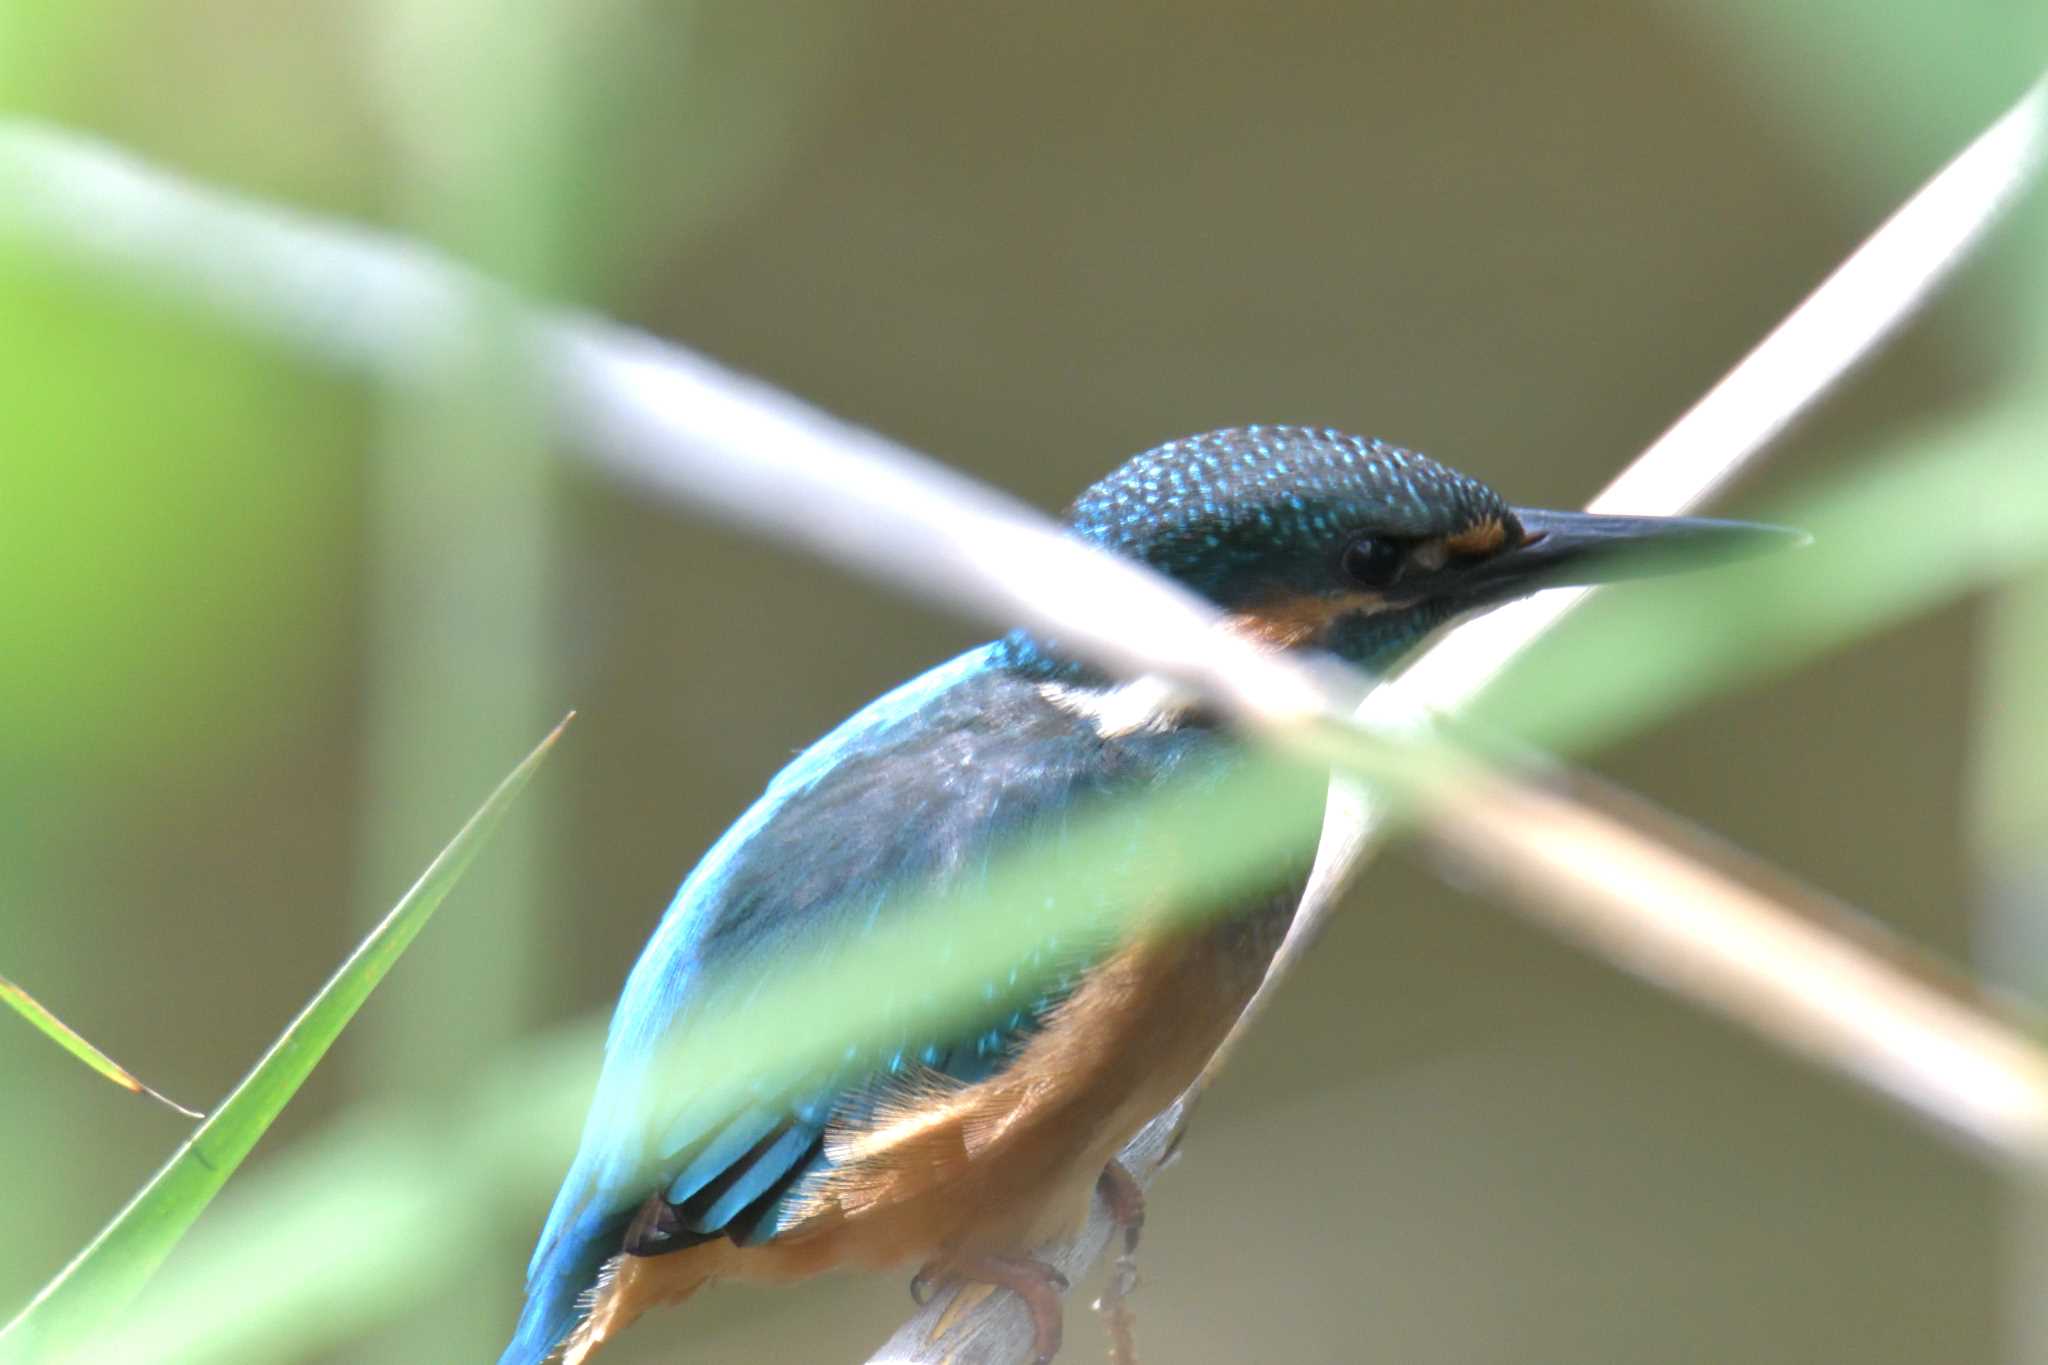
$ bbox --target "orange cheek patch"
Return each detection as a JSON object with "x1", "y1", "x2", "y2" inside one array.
[
  {"x1": 1444, "y1": 517, "x2": 1509, "y2": 557},
  {"x1": 1226, "y1": 591, "x2": 1389, "y2": 648}
]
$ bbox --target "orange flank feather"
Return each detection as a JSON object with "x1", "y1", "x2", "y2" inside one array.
[{"x1": 560, "y1": 898, "x2": 1294, "y2": 1363}]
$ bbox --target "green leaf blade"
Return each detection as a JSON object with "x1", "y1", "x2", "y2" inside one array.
[
  {"x1": 0, "y1": 975, "x2": 204, "y2": 1120},
  {"x1": 0, "y1": 714, "x2": 571, "y2": 1363}
]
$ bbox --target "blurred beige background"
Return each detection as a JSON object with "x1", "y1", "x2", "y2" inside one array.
[{"x1": 3, "y1": 3, "x2": 2042, "y2": 1362}]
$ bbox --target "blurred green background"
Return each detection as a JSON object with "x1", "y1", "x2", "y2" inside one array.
[{"x1": 3, "y1": 3, "x2": 2044, "y2": 1362}]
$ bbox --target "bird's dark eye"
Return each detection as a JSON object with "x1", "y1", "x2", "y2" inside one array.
[{"x1": 1340, "y1": 535, "x2": 1406, "y2": 588}]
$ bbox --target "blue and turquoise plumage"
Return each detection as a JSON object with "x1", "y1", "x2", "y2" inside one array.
[
  {"x1": 507, "y1": 646, "x2": 1010, "y2": 1362},
  {"x1": 502, "y1": 641, "x2": 1285, "y2": 1365},
  {"x1": 501, "y1": 426, "x2": 1793, "y2": 1365}
]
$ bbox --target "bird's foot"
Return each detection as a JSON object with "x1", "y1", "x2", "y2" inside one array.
[
  {"x1": 913, "y1": 1252, "x2": 1069, "y2": 1364},
  {"x1": 1092, "y1": 1161, "x2": 1145, "y2": 1365},
  {"x1": 1092, "y1": 1251, "x2": 1141, "y2": 1365},
  {"x1": 1095, "y1": 1159, "x2": 1145, "y2": 1255}
]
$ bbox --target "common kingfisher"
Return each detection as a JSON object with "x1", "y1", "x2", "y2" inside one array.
[{"x1": 503, "y1": 426, "x2": 1791, "y2": 1364}]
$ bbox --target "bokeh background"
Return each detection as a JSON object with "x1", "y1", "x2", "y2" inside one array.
[{"x1": 4, "y1": 3, "x2": 2045, "y2": 1362}]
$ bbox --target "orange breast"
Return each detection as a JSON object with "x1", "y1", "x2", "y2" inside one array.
[
  {"x1": 571, "y1": 892, "x2": 1298, "y2": 1359},
  {"x1": 770, "y1": 890, "x2": 1293, "y2": 1263}
]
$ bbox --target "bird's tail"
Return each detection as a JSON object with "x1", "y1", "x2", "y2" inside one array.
[
  {"x1": 557, "y1": 1246, "x2": 714, "y2": 1365},
  {"x1": 497, "y1": 1204, "x2": 624, "y2": 1365},
  {"x1": 500, "y1": 1206, "x2": 718, "y2": 1365}
]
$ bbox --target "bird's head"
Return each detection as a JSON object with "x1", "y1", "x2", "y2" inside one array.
[{"x1": 1058, "y1": 425, "x2": 1797, "y2": 676}]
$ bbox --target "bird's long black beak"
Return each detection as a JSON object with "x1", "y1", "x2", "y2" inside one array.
[{"x1": 1455, "y1": 507, "x2": 1807, "y2": 604}]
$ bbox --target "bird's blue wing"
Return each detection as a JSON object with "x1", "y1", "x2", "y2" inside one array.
[{"x1": 501, "y1": 645, "x2": 1161, "y2": 1365}]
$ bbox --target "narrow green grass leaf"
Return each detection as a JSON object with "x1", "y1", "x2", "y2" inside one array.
[
  {"x1": 0, "y1": 714, "x2": 572, "y2": 1364},
  {"x1": 0, "y1": 973, "x2": 204, "y2": 1120}
]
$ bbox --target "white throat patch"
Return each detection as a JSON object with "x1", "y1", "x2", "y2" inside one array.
[{"x1": 1038, "y1": 675, "x2": 1195, "y2": 739}]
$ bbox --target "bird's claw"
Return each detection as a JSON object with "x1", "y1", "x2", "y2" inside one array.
[
  {"x1": 1092, "y1": 1251, "x2": 1139, "y2": 1306},
  {"x1": 913, "y1": 1252, "x2": 1068, "y2": 1362}
]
